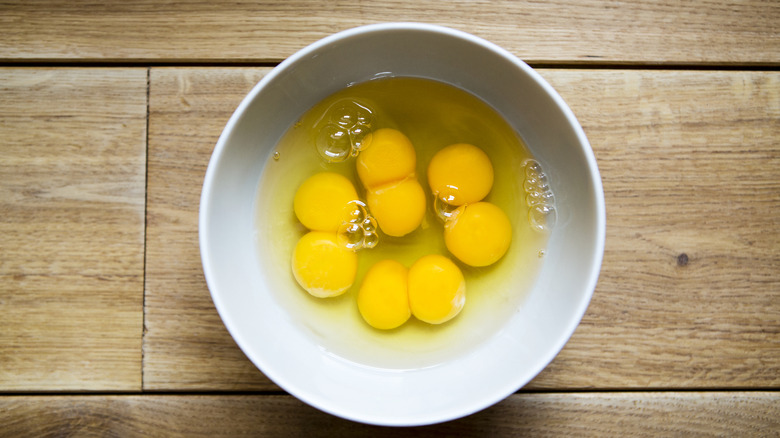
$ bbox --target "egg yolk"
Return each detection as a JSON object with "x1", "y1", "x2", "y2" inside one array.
[
  {"x1": 292, "y1": 231, "x2": 357, "y2": 298},
  {"x1": 293, "y1": 172, "x2": 359, "y2": 233},
  {"x1": 357, "y1": 259, "x2": 411, "y2": 330},
  {"x1": 428, "y1": 143, "x2": 494, "y2": 206},
  {"x1": 445, "y1": 202, "x2": 512, "y2": 267},
  {"x1": 356, "y1": 128, "x2": 417, "y2": 190},
  {"x1": 407, "y1": 254, "x2": 466, "y2": 324},
  {"x1": 356, "y1": 128, "x2": 426, "y2": 237},
  {"x1": 366, "y1": 178, "x2": 426, "y2": 237}
]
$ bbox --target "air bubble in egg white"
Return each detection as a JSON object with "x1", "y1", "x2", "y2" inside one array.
[
  {"x1": 337, "y1": 222, "x2": 364, "y2": 250},
  {"x1": 525, "y1": 160, "x2": 543, "y2": 179},
  {"x1": 522, "y1": 160, "x2": 556, "y2": 232},
  {"x1": 433, "y1": 187, "x2": 462, "y2": 223},
  {"x1": 330, "y1": 104, "x2": 358, "y2": 129},
  {"x1": 362, "y1": 232, "x2": 379, "y2": 249},
  {"x1": 315, "y1": 100, "x2": 376, "y2": 162},
  {"x1": 529, "y1": 204, "x2": 557, "y2": 232},
  {"x1": 345, "y1": 200, "x2": 367, "y2": 223},
  {"x1": 316, "y1": 124, "x2": 351, "y2": 163},
  {"x1": 337, "y1": 200, "x2": 380, "y2": 251},
  {"x1": 362, "y1": 216, "x2": 377, "y2": 234}
]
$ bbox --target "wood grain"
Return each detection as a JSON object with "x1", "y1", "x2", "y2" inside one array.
[
  {"x1": 529, "y1": 70, "x2": 780, "y2": 389},
  {"x1": 143, "y1": 68, "x2": 780, "y2": 391},
  {"x1": 1, "y1": 392, "x2": 777, "y2": 435},
  {"x1": 144, "y1": 68, "x2": 274, "y2": 390},
  {"x1": 0, "y1": 1, "x2": 778, "y2": 65},
  {"x1": 0, "y1": 68, "x2": 147, "y2": 391}
]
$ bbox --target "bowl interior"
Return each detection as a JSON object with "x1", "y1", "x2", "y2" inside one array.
[{"x1": 200, "y1": 23, "x2": 605, "y2": 426}]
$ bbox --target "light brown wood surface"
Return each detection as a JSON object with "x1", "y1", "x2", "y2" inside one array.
[
  {"x1": 0, "y1": 0, "x2": 778, "y2": 65},
  {"x1": 2, "y1": 392, "x2": 778, "y2": 436},
  {"x1": 0, "y1": 68, "x2": 147, "y2": 390},
  {"x1": 144, "y1": 68, "x2": 273, "y2": 390},
  {"x1": 1, "y1": 0, "x2": 779, "y2": 434},
  {"x1": 533, "y1": 69, "x2": 780, "y2": 389}
]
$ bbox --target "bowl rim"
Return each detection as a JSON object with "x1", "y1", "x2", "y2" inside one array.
[{"x1": 200, "y1": 22, "x2": 606, "y2": 426}]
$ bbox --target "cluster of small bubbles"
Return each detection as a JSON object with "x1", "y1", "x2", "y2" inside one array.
[
  {"x1": 316, "y1": 100, "x2": 375, "y2": 163},
  {"x1": 433, "y1": 186, "x2": 463, "y2": 223},
  {"x1": 337, "y1": 200, "x2": 379, "y2": 251},
  {"x1": 523, "y1": 159, "x2": 556, "y2": 231}
]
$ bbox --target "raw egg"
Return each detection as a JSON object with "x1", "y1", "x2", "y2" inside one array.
[
  {"x1": 408, "y1": 254, "x2": 466, "y2": 324},
  {"x1": 365, "y1": 178, "x2": 426, "y2": 238},
  {"x1": 357, "y1": 259, "x2": 411, "y2": 330},
  {"x1": 356, "y1": 128, "x2": 426, "y2": 237},
  {"x1": 445, "y1": 202, "x2": 512, "y2": 267},
  {"x1": 428, "y1": 143, "x2": 494, "y2": 206},
  {"x1": 356, "y1": 128, "x2": 416, "y2": 190},
  {"x1": 292, "y1": 231, "x2": 358, "y2": 298},
  {"x1": 293, "y1": 172, "x2": 359, "y2": 233}
]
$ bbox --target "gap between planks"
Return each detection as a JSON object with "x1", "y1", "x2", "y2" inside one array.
[
  {"x1": 0, "y1": 61, "x2": 778, "y2": 71},
  {"x1": 141, "y1": 66, "x2": 151, "y2": 391}
]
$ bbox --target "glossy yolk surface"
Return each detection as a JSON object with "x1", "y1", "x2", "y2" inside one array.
[
  {"x1": 292, "y1": 231, "x2": 357, "y2": 298},
  {"x1": 428, "y1": 143, "x2": 494, "y2": 206},
  {"x1": 357, "y1": 259, "x2": 411, "y2": 330},
  {"x1": 407, "y1": 254, "x2": 466, "y2": 324},
  {"x1": 293, "y1": 172, "x2": 359, "y2": 233},
  {"x1": 356, "y1": 128, "x2": 416, "y2": 190},
  {"x1": 366, "y1": 178, "x2": 426, "y2": 238},
  {"x1": 356, "y1": 128, "x2": 425, "y2": 237},
  {"x1": 445, "y1": 202, "x2": 512, "y2": 267}
]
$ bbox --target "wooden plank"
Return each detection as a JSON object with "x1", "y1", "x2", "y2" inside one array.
[
  {"x1": 144, "y1": 68, "x2": 780, "y2": 391},
  {"x1": 529, "y1": 70, "x2": 780, "y2": 389},
  {"x1": 1, "y1": 392, "x2": 778, "y2": 435},
  {"x1": 0, "y1": 68, "x2": 147, "y2": 391},
  {"x1": 0, "y1": 1, "x2": 778, "y2": 65},
  {"x1": 144, "y1": 68, "x2": 274, "y2": 390}
]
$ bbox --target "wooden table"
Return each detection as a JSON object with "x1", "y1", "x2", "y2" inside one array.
[{"x1": 2, "y1": 1, "x2": 778, "y2": 435}]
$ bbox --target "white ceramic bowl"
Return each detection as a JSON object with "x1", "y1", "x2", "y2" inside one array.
[{"x1": 200, "y1": 23, "x2": 605, "y2": 426}]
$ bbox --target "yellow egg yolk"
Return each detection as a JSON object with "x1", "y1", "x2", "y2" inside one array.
[
  {"x1": 356, "y1": 128, "x2": 426, "y2": 237},
  {"x1": 407, "y1": 254, "x2": 466, "y2": 324},
  {"x1": 366, "y1": 178, "x2": 426, "y2": 237},
  {"x1": 292, "y1": 231, "x2": 357, "y2": 298},
  {"x1": 428, "y1": 143, "x2": 494, "y2": 206},
  {"x1": 356, "y1": 128, "x2": 416, "y2": 190},
  {"x1": 357, "y1": 259, "x2": 411, "y2": 330},
  {"x1": 445, "y1": 202, "x2": 512, "y2": 267},
  {"x1": 293, "y1": 172, "x2": 359, "y2": 233}
]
